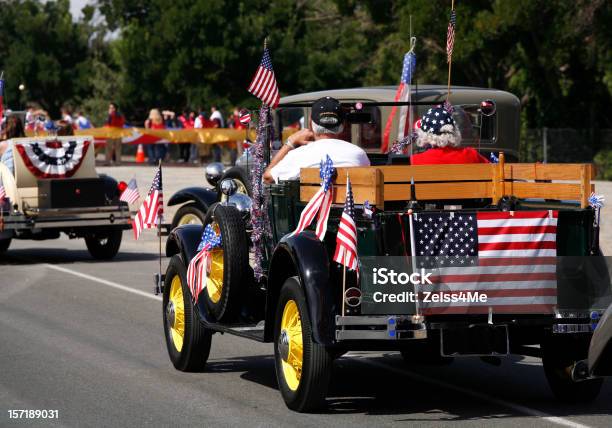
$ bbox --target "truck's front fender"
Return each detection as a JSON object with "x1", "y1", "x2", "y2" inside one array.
[
  {"x1": 265, "y1": 231, "x2": 336, "y2": 346},
  {"x1": 165, "y1": 224, "x2": 203, "y2": 264},
  {"x1": 167, "y1": 187, "x2": 218, "y2": 212}
]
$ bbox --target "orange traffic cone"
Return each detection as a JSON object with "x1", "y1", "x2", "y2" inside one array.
[{"x1": 135, "y1": 144, "x2": 145, "y2": 163}]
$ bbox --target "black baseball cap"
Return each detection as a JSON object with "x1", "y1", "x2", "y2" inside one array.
[{"x1": 311, "y1": 97, "x2": 344, "y2": 127}]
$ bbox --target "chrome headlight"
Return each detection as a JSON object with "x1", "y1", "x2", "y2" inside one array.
[{"x1": 205, "y1": 162, "x2": 224, "y2": 187}]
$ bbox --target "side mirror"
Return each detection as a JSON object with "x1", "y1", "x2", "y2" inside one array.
[{"x1": 205, "y1": 162, "x2": 224, "y2": 187}]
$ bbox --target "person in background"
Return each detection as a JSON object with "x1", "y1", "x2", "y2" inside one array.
[
  {"x1": 228, "y1": 107, "x2": 246, "y2": 163},
  {"x1": 105, "y1": 102, "x2": 125, "y2": 165},
  {"x1": 177, "y1": 109, "x2": 194, "y2": 163},
  {"x1": 75, "y1": 111, "x2": 92, "y2": 129},
  {"x1": 56, "y1": 120, "x2": 74, "y2": 136},
  {"x1": 411, "y1": 106, "x2": 489, "y2": 165},
  {"x1": 193, "y1": 108, "x2": 215, "y2": 164},
  {"x1": 60, "y1": 107, "x2": 73, "y2": 125},
  {"x1": 0, "y1": 116, "x2": 27, "y2": 176},
  {"x1": 163, "y1": 110, "x2": 180, "y2": 162},
  {"x1": 144, "y1": 108, "x2": 166, "y2": 165},
  {"x1": 209, "y1": 105, "x2": 224, "y2": 163}
]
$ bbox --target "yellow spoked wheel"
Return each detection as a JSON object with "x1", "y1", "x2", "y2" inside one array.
[
  {"x1": 279, "y1": 300, "x2": 303, "y2": 391},
  {"x1": 206, "y1": 249, "x2": 224, "y2": 304},
  {"x1": 168, "y1": 275, "x2": 185, "y2": 352},
  {"x1": 178, "y1": 213, "x2": 203, "y2": 226},
  {"x1": 274, "y1": 276, "x2": 333, "y2": 412}
]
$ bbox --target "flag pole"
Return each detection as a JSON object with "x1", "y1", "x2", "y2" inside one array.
[
  {"x1": 341, "y1": 170, "x2": 349, "y2": 316},
  {"x1": 446, "y1": 0, "x2": 455, "y2": 101}
]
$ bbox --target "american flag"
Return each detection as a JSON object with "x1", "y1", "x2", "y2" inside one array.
[
  {"x1": 292, "y1": 155, "x2": 334, "y2": 241},
  {"x1": 239, "y1": 109, "x2": 251, "y2": 125},
  {"x1": 247, "y1": 47, "x2": 280, "y2": 108},
  {"x1": 120, "y1": 178, "x2": 140, "y2": 204},
  {"x1": 333, "y1": 178, "x2": 358, "y2": 270},
  {"x1": 382, "y1": 51, "x2": 416, "y2": 153},
  {"x1": 133, "y1": 166, "x2": 163, "y2": 240},
  {"x1": 446, "y1": 9, "x2": 456, "y2": 63},
  {"x1": 187, "y1": 224, "x2": 222, "y2": 302},
  {"x1": 412, "y1": 210, "x2": 558, "y2": 315},
  {"x1": 0, "y1": 184, "x2": 5, "y2": 201}
]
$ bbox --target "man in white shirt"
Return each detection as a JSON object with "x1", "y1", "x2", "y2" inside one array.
[{"x1": 264, "y1": 97, "x2": 370, "y2": 183}]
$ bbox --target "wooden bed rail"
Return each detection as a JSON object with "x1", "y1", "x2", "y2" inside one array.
[{"x1": 299, "y1": 158, "x2": 595, "y2": 208}]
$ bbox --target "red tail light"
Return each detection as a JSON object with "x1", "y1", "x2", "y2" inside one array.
[{"x1": 118, "y1": 181, "x2": 128, "y2": 194}]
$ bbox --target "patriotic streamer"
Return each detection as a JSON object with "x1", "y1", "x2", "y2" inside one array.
[
  {"x1": 14, "y1": 138, "x2": 91, "y2": 179},
  {"x1": 187, "y1": 224, "x2": 222, "y2": 302},
  {"x1": 291, "y1": 155, "x2": 334, "y2": 241},
  {"x1": 250, "y1": 106, "x2": 274, "y2": 279}
]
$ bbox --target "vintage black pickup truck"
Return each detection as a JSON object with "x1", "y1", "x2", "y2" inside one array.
[{"x1": 159, "y1": 92, "x2": 611, "y2": 412}]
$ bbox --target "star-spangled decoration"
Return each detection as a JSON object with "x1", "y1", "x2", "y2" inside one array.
[
  {"x1": 419, "y1": 106, "x2": 455, "y2": 135},
  {"x1": 197, "y1": 224, "x2": 222, "y2": 252},
  {"x1": 413, "y1": 212, "x2": 478, "y2": 268},
  {"x1": 319, "y1": 155, "x2": 334, "y2": 192}
]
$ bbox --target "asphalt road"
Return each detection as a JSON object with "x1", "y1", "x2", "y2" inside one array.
[{"x1": 1, "y1": 166, "x2": 612, "y2": 427}]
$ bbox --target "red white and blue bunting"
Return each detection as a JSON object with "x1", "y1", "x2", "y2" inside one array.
[{"x1": 14, "y1": 137, "x2": 91, "y2": 178}]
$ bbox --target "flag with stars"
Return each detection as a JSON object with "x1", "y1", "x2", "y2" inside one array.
[
  {"x1": 382, "y1": 51, "x2": 416, "y2": 153},
  {"x1": 248, "y1": 47, "x2": 280, "y2": 108},
  {"x1": 292, "y1": 155, "x2": 334, "y2": 240},
  {"x1": 120, "y1": 177, "x2": 140, "y2": 204},
  {"x1": 132, "y1": 166, "x2": 163, "y2": 240},
  {"x1": 187, "y1": 224, "x2": 222, "y2": 302},
  {"x1": 411, "y1": 210, "x2": 558, "y2": 314},
  {"x1": 333, "y1": 177, "x2": 358, "y2": 270},
  {"x1": 446, "y1": 9, "x2": 456, "y2": 63}
]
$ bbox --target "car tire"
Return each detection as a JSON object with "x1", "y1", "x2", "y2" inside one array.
[
  {"x1": 85, "y1": 229, "x2": 122, "y2": 260},
  {"x1": 171, "y1": 203, "x2": 206, "y2": 230},
  {"x1": 220, "y1": 166, "x2": 252, "y2": 197},
  {"x1": 163, "y1": 254, "x2": 212, "y2": 372},
  {"x1": 0, "y1": 238, "x2": 11, "y2": 254},
  {"x1": 200, "y1": 204, "x2": 249, "y2": 322},
  {"x1": 542, "y1": 334, "x2": 603, "y2": 402},
  {"x1": 274, "y1": 276, "x2": 333, "y2": 412}
]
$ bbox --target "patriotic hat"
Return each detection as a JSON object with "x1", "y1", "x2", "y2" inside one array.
[
  {"x1": 311, "y1": 97, "x2": 344, "y2": 127},
  {"x1": 416, "y1": 106, "x2": 461, "y2": 148}
]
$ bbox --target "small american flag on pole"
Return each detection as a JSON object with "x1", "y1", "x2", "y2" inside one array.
[
  {"x1": 0, "y1": 184, "x2": 6, "y2": 201},
  {"x1": 412, "y1": 210, "x2": 558, "y2": 315},
  {"x1": 333, "y1": 177, "x2": 358, "y2": 270},
  {"x1": 120, "y1": 178, "x2": 140, "y2": 204},
  {"x1": 186, "y1": 224, "x2": 222, "y2": 302},
  {"x1": 133, "y1": 166, "x2": 163, "y2": 240},
  {"x1": 247, "y1": 47, "x2": 280, "y2": 108},
  {"x1": 291, "y1": 155, "x2": 334, "y2": 241},
  {"x1": 446, "y1": 9, "x2": 457, "y2": 63}
]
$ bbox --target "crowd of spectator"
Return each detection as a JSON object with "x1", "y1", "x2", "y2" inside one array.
[{"x1": 3, "y1": 102, "x2": 250, "y2": 166}]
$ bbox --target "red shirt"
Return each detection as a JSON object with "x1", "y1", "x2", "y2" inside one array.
[
  {"x1": 411, "y1": 147, "x2": 489, "y2": 165},
  {"x1": 106, "y1": 112, "x2": 125, "y2": 128}
]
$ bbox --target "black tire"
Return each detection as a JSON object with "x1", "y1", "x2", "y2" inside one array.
[
  {"x1": 542, "y1": 334, "x2": 603, "y2": 402},
  {"x1": 85, "y1": 229, "x2": 122, "y2": 260},
  {"x1": 171, "y1": 203, "x2": 207, "y2": 230},
  {"x1": 221, "y1": 166, "x2": 252, "y2": 196},
  {"x1": 201, "y1": 204, "x2": 249, "y2": 322},
  {"x1": 274, "y1": 276, "x2": 333, "y2": 412},
  {"x1": 163, "y1": 254, "x2": 212, "y2": 372},
  {"x1": 0, "y1": 238, "x2": 11, "y2": 254}
]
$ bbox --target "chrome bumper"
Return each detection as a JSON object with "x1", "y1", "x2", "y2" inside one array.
[
  {"x1": 335, "y1": 315, "x2": 427, "y2": 341},
  {"x1": 1, "y1": 206, "x2": 131, "y2": 230}
]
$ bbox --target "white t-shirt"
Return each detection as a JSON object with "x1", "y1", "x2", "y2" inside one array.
[
  {"x1": 210, "y1": 110, "x2": 225, "y2": 127},
  {"x1": 269, "y1": 138, "x2": 370, "y2": 183}
]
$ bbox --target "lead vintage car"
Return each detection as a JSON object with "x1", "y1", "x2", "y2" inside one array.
[
  {"x1": 160, "y1": 90, "x2": 611, "y2": 412},
  {"x1": 0, "y1": 135, "x2": 131, "y2": 258}
]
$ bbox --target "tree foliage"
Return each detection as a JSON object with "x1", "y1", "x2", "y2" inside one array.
[{"x1": 0, "y1": 0, "x2": 610, "y2": 132}]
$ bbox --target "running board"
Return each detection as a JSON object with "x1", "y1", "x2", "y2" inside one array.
[{"x1": 203, "y1": 320, "x2": 266, "y2": 342}]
